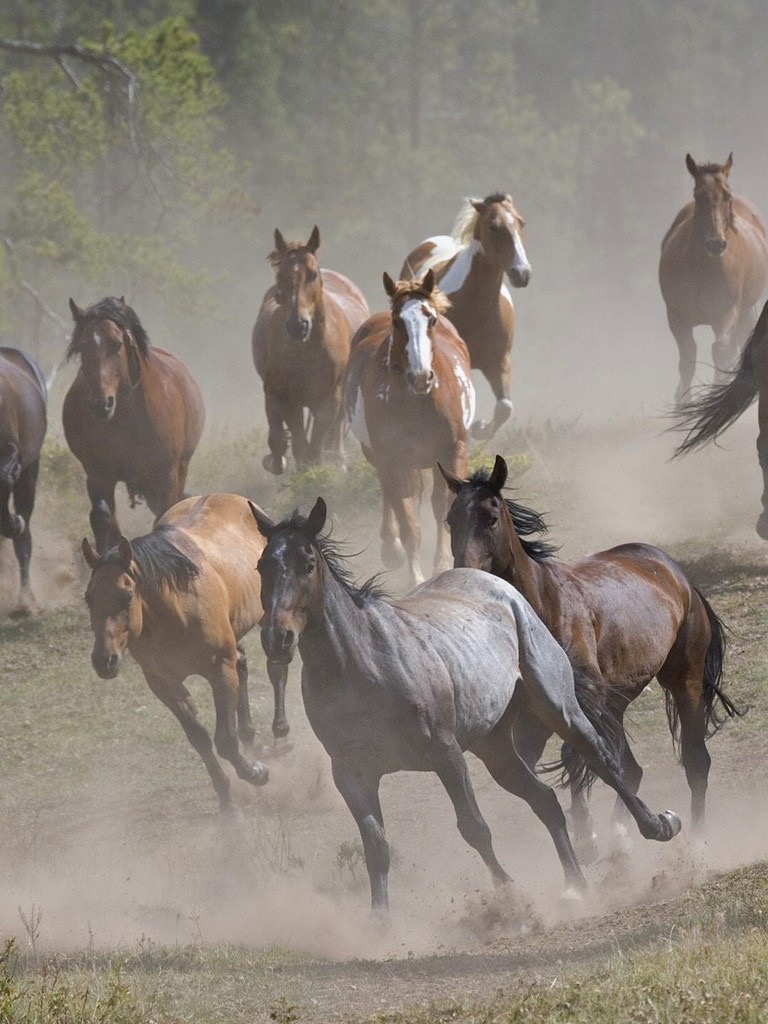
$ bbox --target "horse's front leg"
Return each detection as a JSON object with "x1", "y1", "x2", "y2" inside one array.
[
  {"x1": 263, "y1": 388, "x2": 289, "y2": 475},
  {"x1": 210, "y1": 654, "x2": 270, "y2": 787},
  {"x1": 86, "y1": 477, "x2": 119, "y2": 554},
  {"x1": 756, "y1": 364, "x2": 768, "y2": 539},
  {"x1": 472, "y1": 345, "x2": 513, "y2": 439},
  {"x1": 378, "y1": 486, "x2": 406, "y2": 571},
  {"x1": 387, "y1": 483, "x2": 423, "y2": 587},
  {"x1": 331, "y1": 760, "x2": 389, "y2": 916},
  {"x1": 431, "y1": 447, "x2": 466, "y2": 576},
  {"x1": 306, "y1": 392, "x2": 339, "y2": 466},
  {"x1": 266, "y1": 657, "x2": 290, "y2": 741},
  {"x1": 667, "y1": 311, "x2": 697, "y2": 407},
  {"x1": 711, "y1": 309, "x2": 740, "y2": 382},
  {"x1": 285, "y1": 402, "x2": 310, "y2": 469},
  {"x1": 9, "y1": 462, "x2": 40, "y2": 616}
]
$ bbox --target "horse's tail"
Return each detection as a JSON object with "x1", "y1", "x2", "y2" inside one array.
[
  {"x1": 542, "y1": 670, "x2": 627, "y2": 795},
  {"x1": 671, "y1": 301, "x2": 767, "y2": 456},
  {"x1": 663, "y1": 590, "x2": 741, "y2": 749}
]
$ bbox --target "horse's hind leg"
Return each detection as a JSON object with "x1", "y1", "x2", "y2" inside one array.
[
  {"x1": 431, "y1": 732, "x2": 511, "y2": 887},
  {"x1": 9, "y1": 463, "x2": 39, "y2": 616},
  {"x1": 472, "y1": 726, "x2": 587, "y2": 895},
  {"x1": 331, "y1": 762, "x2": 390, "y2": 914}
]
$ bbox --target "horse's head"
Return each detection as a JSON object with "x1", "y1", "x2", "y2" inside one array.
[
  {"x1": 68, "y1": 297, "x2": 148, "y2": 419},
  {"x1": 82, "y1": 535, "x2": 143, "y2": 679},
  {"x1": 269, "y1": 226, "x2": 324, "y2": 342},
  {"x1": 686, "y1": 153, "x2": 735, "y2": 257},
  {"x1": 441, "y1": 454, "x2": 510, "y2": 573},
  {"x1": 383, "y1": 269, "x2": 450, "y2": 395},
  {"x1": 471, "y1": 193, "x2": 531, "y2": 287},
  {"x1": 251, "y1": 497, "x2": 327, "y2": 664}
]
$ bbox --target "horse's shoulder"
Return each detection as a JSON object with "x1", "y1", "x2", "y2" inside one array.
[{"x1": 661, "y1": 202, "x2": 694, "y2": 250}]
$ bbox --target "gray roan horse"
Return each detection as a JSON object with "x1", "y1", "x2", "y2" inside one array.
[{"x1": 252, "y1": 497, "x2": 681, "y2": 916}]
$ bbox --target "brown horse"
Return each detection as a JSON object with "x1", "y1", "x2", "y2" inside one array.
[
  {"x1": 441, "y1": 455, "x2": 737, "y2": 858},
  {"x1": 400, "y1": 193, "x2": 531, "y2": 438},
  {"x1": 672, "y1": 298, "x2": 768, "y2": 539},
  {"x1": 62, "y1": 297, "x2": 205, "y2": 553},
  {"x1": 252, "y1": 226, "x2": 370, "y2": 474},
  {"x1": 345, "y1": 270, "x2": 475, "y2": 587},
  {"x1": 82, "y1": 493, "x2": 291, "y2": 811},
  {"x1": 659, "y1": 153, "x2": 768, "y2": 406},
  {"x1": 0, "y1": 348, "x2": 47, "y2": 615}
]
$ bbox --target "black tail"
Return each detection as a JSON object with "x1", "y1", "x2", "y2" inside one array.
[
  {"x1": 671, "y1": 300, "x2": 768, "y2": 457},
  {"x1": 541, "y1": 670, "x2": 628, "y2": 795},
  {"x1": 663, "y1": 590, "x2": 741, "y2": 749}
]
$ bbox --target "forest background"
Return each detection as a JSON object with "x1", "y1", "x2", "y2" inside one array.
[{"x1": 1, "y1": 0, "x2": 766, "y2": 425}]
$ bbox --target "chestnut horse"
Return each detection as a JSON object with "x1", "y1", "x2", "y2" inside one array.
[
  {"x1": 252, "y1": 226, "x2": 370, "y2": 474},
  {"x1": 0, "y1": 347, "x2": 47, "y2": 615},
  {"x1": 441, "y1": 455, "x2": 736, "y2": 858},
  {"x1": 63, "y1": 297, "x2": 205, "y2": 553},
  {"x1": 672, "y1": 298, "x2": 768, "y2": 539},
  {"x1": 400, "y1": 193, "x2": 531, "y2": 438},
  {"x1": 345, "y1": 270, "x2": 475, "y2": 586},
  {"x1": 253, "y1": 497, "x2": 681, "y2": 917},
  {"x1": 82, "y1": 493, "x2": 291, "y2": 811},
  {"x1": 659, "y1": 153, "x2": 768, "y2": 406}
]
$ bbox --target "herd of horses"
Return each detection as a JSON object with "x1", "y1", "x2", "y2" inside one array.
[{"x1": 1, "y1": 158, "x2": 767, "y2": 919}]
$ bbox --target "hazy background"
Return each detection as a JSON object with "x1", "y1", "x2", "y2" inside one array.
[{"x1": 2, "y1": 0, "x2": 767, "y2": 430}]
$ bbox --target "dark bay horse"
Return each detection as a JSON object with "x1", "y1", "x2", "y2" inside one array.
[
  {"x1": 63, "y1": 297, "x2": 205, "y2": 553},
  {"x1": 82, "y1": 493, "x2": 291, "y2": 811},
  {"x1": 252, "y1": 226, "x2": 370, "y2": 474},
  {"x1": 441, "y1": 455, "x2": 736, "y2": 858},
  {"x1": 672, "y1": 298, "x2": 768, "y2": 539},
  {"x1": 0, "y1": 347, "x2": 47, "y2": 615},
  {"x1": 252, "y1": 497, "x2": 681, "y2": 917},
  {"x1": 345, "y1": 270, "x2": 475, "y2": 586},
  {"x1": 659, "y1": 153, "x2": 768, "y2": 406},
  {"x1": 400, "y1": 193, "x2": 531, "y2": 438}
]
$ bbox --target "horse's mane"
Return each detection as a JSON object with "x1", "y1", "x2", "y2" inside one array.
[
  {"x1": 388, "y1": 278, "x2": 451, "y2": 316},
  {"x1": 67, "y1": 297, "x2": 151, "y2": 360},
  {"x1": 106, "y1": 525, "x2": 201, "y2": 594},
  {"x1": 467, "y1": 467, "x2": 560, "y2": 562},
  {"x1": 451, "y1": 192, "x2": 513, "y2": 246},
  {"x1": 281, "y1": 509, "x2": 387, "y2": 606}
]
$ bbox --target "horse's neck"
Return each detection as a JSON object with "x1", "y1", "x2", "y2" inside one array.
[
  {"x1": 498, "y1": 522, "x2": 550, "y2": 617},
  {"x1": 299, "y1": 566, "x2": 373, "y2": 678}
]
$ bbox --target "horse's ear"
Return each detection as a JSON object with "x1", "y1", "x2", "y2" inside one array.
[
  {"x1": 274, "y1": 229, "x2": 287, "y2": 255},
  {"x1": 306, "y1": 497, "x2": 327, "y2": 537},
  {"x1": 81, "y1": 537, "x2": 101, "y2": 570},
  {"x1": 383, "y1": 271, "x2": 397, "y2": 297},
  {"x1": 307, "y1": 225, "x2": 320, "y2": 253},
  {"x1": 69, "y1": 298, "x2": 85, "y2": 321},
  {"x1": 422, "y1": 268, "x2": 436, "y2": 294},
  {"x1": 724, "y1": 152, "x2": 733, "y2": 174},
  {"x1": 488, "y1": 454, "x2": 508, "y2": 492},
  {"x1": 685, "y1": 153, "x2": 698, "y2": 177},
  {"x1": 437, "y1": 462, "x2": 465, "y2": 495},
  {"x1": 470, "y1": 197, "x2": 486, "y2": 214},
  {"x1": 118, "y1": 536, "x2": 134, "y2": 568},
  {"x1": 249, "y1": 500, "x2": 275, "y2": 539}
]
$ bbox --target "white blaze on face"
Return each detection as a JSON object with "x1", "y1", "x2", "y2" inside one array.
[
  {"x1": 504, "y1": 210, "x2": 531, "y2": 276},
  {"x1": 93, "y1": 330, "x2": 103, "y2": 347},
  {"x1": 400, "y1": 297, "x2": 435, "y2": 378}
]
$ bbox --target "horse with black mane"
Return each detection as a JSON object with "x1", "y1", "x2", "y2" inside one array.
[
  {"x1": 63, "y1": 296, "x2": 205, "y2": 553},
  {"x1": 82, "y1": 493, "x2": 291, "y2": 810},
  {"x1": 252, "y1": 496, "x2": 681, "y2": 917},
  {"x1": 0, "y1": 347, "x2": 47, "y2": 615},
  {"x1": 441, "y1": 455, "x2": 736, "y2": 858}
]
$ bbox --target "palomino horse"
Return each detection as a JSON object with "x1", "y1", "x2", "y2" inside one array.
[
  {"x1": 63, "y1": 297, "x2": 205, "y2": 553},
  {"x1": 252, "y1": 497, "x2": 681, "y2": 917},
  {"x1": 82, "y1": 493, "x2": 291, "y2": 810},
  {"x1": 659, "y1": 153, "x2": 768, "y2": 406},
  {"x1": 252, "y1": 226, "x2": 370, "y2": 474},
  {"x1": 0, "y1": 348, "x2": 47, "y2": 615},
  {"x1": 400, "y1": 193, "x2": 531, "y2": 438},
  {"x1": 441, "y1": 455, "x2": 736, "y2": 858},
  {"x1": 672, "y1": 298, "x2": 768, "y2": 539},
  {"x1": 345, "y1": 270, "x2": 475, "y2": 586}
]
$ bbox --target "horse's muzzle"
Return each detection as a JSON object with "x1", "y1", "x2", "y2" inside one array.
[
  {"x1": 260, "y1": 625, "x2": 297, "y2": 664},
  {"x1": 705, "y1": 237, "x2": 727, "y2": 257},
  {"x1": 407, "y1": 370, "x2": 435, "y2": 395},
  {"x1": 88, "y1": 396, "x2": 117, "y2": 419},
  {"x1": 92, "y1": 650, "x2": 120, "y2": 679},
  {"x1": 508, "y1": 266, "x2": 531, "y2": 288},
  {"x1": 286, "y1": 317, "x2": 311, "y2": 343}
]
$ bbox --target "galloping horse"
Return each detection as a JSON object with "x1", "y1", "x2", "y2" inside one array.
[
  {"x1": 0, "y1": 348, "x2": 47, "y2": 615},
  {"x1": 400, "y1": 193, "x2": 531, "y2": 438},
  {"x1": 659, "y1": 153, "x2": 768, "y2": 406},
  {"x1": 672, "y1": 298, "x2": 768, "y2": 539},
  {"x1": 252, "y1": 497, "x2": 681, "y2": 917},
  {"x1": 345, "y1": 270, "x2": 475, "y2": 586},
  {"x1": 441, "y1": 455, "x2": 736, "y2": 857},
  {"x1": 252, "y1": 226, "x2": 370, "y2": 474},
  {"x1": 63, "y1": 297, "x2": 205, "y2": 553},
  {"x1": 82, "y1": 493, "x2": 291, "y2": 811}
]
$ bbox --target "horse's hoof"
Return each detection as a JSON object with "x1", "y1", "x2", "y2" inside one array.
[
  {"x1": 248, "y1": 762, "x2": 270, "y2": 786},
  {"x1": 262, "y1": 453, "x2": 286, "y2": 475},
  {"x1": 660, "y1": 809, "x2": 682, "y2": 840},
  {"x1": 272, "y1": 720, "x2": 290, "y2": 739},
  {"x1": 756, "y1": 512, "x2": 768, "y2": 541},
  {"x1": 560, "y1": 885, "x2": 587, "y2": 905}
]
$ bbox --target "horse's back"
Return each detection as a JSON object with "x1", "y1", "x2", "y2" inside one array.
[
  {"x1": 400, "y1": 236, "x2": 459, "y2": 280},
  {"x1": 0, "y1": 348, "x2": 47, "y2": 457}
]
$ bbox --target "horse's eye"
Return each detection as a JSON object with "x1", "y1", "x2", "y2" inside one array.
[{"x1": 303, "y1": 555, "x2": 316, "y2": 576}]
